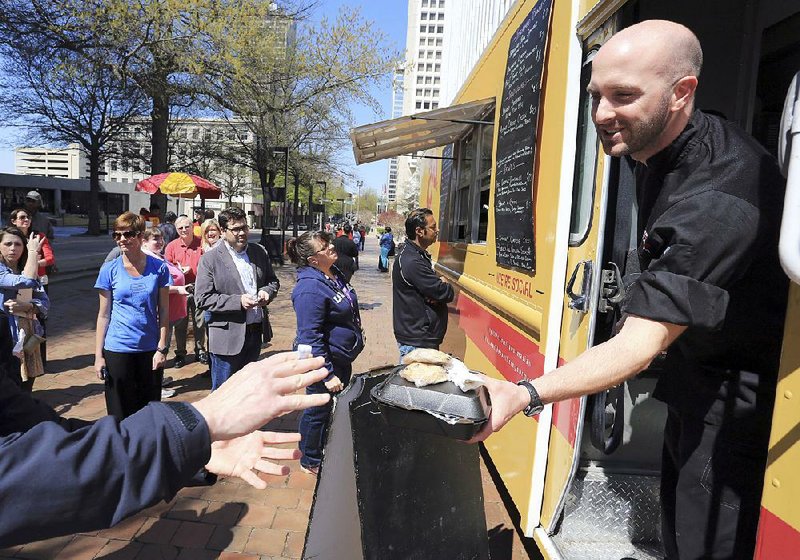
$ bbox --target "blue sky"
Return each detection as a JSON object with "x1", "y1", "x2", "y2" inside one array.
[{"x1": 0, "y1": 1, "x2": 408, "y2": 197}]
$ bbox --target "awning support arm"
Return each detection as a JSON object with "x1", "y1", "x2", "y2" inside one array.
[{"x1": 409, "y1": 115, "x2": 494, "y2": 126}]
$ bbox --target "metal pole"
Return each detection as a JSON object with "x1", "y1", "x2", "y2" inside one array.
[
  {"x1": 308, "y1": 181, "x2": 313, "y2": 230},
  {"x1": 292, "y1": 169, "x2": 299, "y2": 238},
  {"x1": 280, "y1": 148, "x2": 288, "y2": 260}
]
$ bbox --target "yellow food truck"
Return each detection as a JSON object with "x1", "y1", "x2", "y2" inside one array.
[{"x1": 351, "y1": 0, "x2": 800, "y2": 557}]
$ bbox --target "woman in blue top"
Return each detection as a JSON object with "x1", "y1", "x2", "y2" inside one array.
[
  {"x1": 94, "y1": 212, "x2": 171, "y2": 420},
  {"x1": 287, "y1": 231, "x2": 365, "y2": 475},
  {"x1": 378, "y1": 226, "x2": 394, "y2": 272},
  {"x1": 0, "y1": 227, "x2": 49, "y2": 392}
]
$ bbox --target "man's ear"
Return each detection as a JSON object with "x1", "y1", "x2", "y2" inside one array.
[{"x1": 672, "y1": 76, "x2": 698, "y2": 111}]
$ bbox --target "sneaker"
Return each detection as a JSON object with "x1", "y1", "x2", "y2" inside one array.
[
  {"x1": 173, "y1": 356, "x2": 186, "y2": 369},
  {"x1": 161, "y1": 376, "x2": 174, "y2": 387},
  {"x1": 300, "y1": 465, "x2": 319, "y2": 476},
  {"x1": 197, "y1": 351, "x2": 209, "y2": 365},
  {"x1": 161, "y1": 388, "x2": 176, "y2": 399}
]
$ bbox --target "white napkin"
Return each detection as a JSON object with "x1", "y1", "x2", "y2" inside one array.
[{"x1": 446, "y1": 357, "x2": 486, "y2": 392}]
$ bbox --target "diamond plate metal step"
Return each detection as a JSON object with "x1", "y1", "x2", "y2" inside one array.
[{"x1": 551, "y1": 470, "x2": 664, "y2": 560}]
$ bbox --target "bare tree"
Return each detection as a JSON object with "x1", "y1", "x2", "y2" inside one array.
[{"x1": 0, "y1": 43, "x2": 145, "y2": 234}]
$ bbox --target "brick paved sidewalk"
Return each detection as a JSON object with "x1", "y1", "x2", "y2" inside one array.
[{"x1": 1, "y1": 236, "x2": 533, "y2": 560}]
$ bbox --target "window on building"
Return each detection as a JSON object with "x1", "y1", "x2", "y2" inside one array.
[
  {"x1": 426, "y1": 51, "x2": 433, "y2": 59},
  {"x1": 419, "y1": 50, "x2": 424, "y2": 58},
  {"x1": 110, "y1": 160, "x2": 118, "y2": 171},
  {"x1": 422, "y1": 0, "x2": 428, "y2": 6},
  {"x1": 438, "y1": 13, "x2": 444, "y2": 20},
  {"x1": 421, "y1": 12, "x2": 427, "y2": 19},
  {"x1": 428, "y1": 37, "x2": 434, "y2": 45},
  {"x1": 418, "y1": 63, "x2": 425, "y2": 71},
  {"x1": 447, "y1": 108, "x2": 495, "y2": 243},
  {"x1": 435, "y1": 51, "x2": 441, "y2": 59},
  {"x1": 436, "y1": 37, "x2": 443, "y2": 46},
  {"x1": 426, "y1": 63, "x2": 433, "y2": 71},
  {"x1": 437, "y1": 26, "x2": 443, "y2": 33},
  {"x1": 423, "y1": 88, "x2": 430, "y2": 96},
  {"x1": 433, "y1": 76, "x2": 440, "y2": 84},
  {"x1": 425, "y1": 76, "x2": 432, "y2": 84},
  {"x1": 428, "y1": 25, "x2": 435, "y2": 32},
  {"x1": 432, "y1": 102, "x2": 439, "y2": 109},
  {"x1": 433, "y1": 89, "x2": 439, "y2": 98},
  {"x1": 416, "y1": 88, "x2": 423, "y2": 96},
  {"x1": 416, "y1": 101, "x2": 422, "y2": 108},
  {"x1": 420, "y1": 37, "x2": 425, "y2": 45},
  {"x1": 192, "y1": 128, "x2": 200, "y2": 140},
  {"x1": 434, "y1": 63, "x2": 441, "y2": 72},
  {"x1": 420, "y1": 25, "x2": 426, "y2": 33},
  {"x1": 438, "y1": 0, "x2": 444, "y2": 6},
  {"x1": 417, "y1": 76, "x2": 424, "y2": 84},
  {"x1": 424, "y1": 101, "x2": 430, "y2": 109}
]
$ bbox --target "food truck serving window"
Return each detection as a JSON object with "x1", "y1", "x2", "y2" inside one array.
[{"x1": 449, "y1": 110, "x2": 495, "y2": 244}]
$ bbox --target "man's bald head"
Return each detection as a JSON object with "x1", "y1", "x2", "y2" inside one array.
[
  {"x1": 589, "y1": 20, "x2": 702, "y2": 162},
  {"x1": 601, "y1": 20, "x2": 702, "y2": 84}
]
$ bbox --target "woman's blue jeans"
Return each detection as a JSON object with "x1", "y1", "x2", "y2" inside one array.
[
  {"x1": 298, "y1": 361, "x2": 352, "y2": 469},
  {"x1": 379, "y1": 246, "x2": 390, "y2": 271}
]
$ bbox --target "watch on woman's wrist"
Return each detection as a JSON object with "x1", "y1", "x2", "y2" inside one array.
[
  {"x1": 517, "y1": 380, "x2": 544, "y2": 417},
  {"x1": 157, "y1": 346, "x2": 168, "y2": 355}
]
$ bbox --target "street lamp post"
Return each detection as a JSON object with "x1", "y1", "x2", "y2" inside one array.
[
  {"x1": 316, "y1": 180, "x2": 327, "y2": 230},
  {"x1": 271, "y1": 147, "x2": 289, "y2": 261},
  {"x1": 292, "y1": 169, "x2": 300, "y2": 238}
]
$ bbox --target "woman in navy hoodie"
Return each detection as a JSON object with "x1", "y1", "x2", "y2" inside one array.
[{"x1": 287, "y1": 231, "x2": 364, "y2": 475}]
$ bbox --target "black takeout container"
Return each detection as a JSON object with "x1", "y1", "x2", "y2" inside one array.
[{"x1": 370, "y1": 366, "x2": 491, "y2": 440}]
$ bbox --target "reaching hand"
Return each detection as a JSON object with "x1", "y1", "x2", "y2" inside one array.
[
  {"x1": 206, "y1": 431, "x2": 302, "y2": 489},
  {"x1": 467, "y1": 375, "x2": 531, "y2": 443},
  {"x1": 324, "y1": 375, "x2": 344, "y2": 393},
  {"x1": 193, "y1": 352, "x2": 331, "y2": 442}
]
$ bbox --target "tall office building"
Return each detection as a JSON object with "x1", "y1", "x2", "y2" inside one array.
[
  {"x1": 386, "y1": 70, "x2": 404, "y2": 204},
  {"x1": 390, "y1": 0, "x2": 447, "y2": 208},
  {"x1": 440, "y1": 0, "x2": 515, "y2": 105}
]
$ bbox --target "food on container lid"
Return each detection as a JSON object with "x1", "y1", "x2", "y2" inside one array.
[
  {"x1": 401, "y1": 348, "x2": 451, "y2": 366},
  {"x1": 399, "y1": 362, "x2": 448, "y2": 387}
]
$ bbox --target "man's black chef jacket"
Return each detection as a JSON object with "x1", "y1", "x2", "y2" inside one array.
[{"x1": 622, "y1": 110, "x2": 789, "y2": 410}]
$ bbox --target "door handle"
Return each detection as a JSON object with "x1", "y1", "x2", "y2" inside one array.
[{"x1": 566, "y1": 260, "x2": 593, "y2": 313}]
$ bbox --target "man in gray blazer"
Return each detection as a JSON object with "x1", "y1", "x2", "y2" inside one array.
[{"x1": 195, "y1": 207, "x2": 279, "y2": 390}]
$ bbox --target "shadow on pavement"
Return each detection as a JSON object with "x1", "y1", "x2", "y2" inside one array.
[{"x1": 44, "y1": 353, "x2": 94, "y2": 374}]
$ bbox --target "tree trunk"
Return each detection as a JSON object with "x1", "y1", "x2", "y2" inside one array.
[
  {"x1": 87, "y1": 148, "x2": 102, "y2": 236},
  {"x1": 149, "y1": 81, "x2": 170, "y2": 213}
]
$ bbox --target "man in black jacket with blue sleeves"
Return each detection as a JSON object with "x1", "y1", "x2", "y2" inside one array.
[
  {"x1": 392, "y1": 208, "x2": 454, "y2": 362},
  {"x1": 0, "y1": 352, "x2": 331, "y2": 547}
]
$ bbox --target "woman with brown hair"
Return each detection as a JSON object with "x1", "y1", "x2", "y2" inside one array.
[
  {"x1": 287, "y1": 231, "x2": 364, "y2": 475},
  {"x1": 0, "y1": 226, "x2": 48, "y2": 391},
  {"x1": 94, "y1": 212, "x2": 171, "y2": 419}
]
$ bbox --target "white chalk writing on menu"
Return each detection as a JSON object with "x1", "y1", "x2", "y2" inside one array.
[{"x1": 494, "y1": 0, "x2": 553, "y2": 271}]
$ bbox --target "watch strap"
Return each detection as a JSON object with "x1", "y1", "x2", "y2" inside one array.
[{"x1": 517, "y1": 379, "x2": 544, "y2": 417}]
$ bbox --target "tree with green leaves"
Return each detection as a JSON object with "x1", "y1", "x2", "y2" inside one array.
[{"x1": 201, "y1": 5, "x2": 401, "y2": 247}]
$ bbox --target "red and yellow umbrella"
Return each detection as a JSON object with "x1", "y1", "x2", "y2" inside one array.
[{"x1": 135, "y1": 172, "x2": 222, "y2": 199}]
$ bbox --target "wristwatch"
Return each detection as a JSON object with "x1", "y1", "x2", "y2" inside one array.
[
  {"x1": 157, "y1": 346, "x2": 169, "y2": 356},
  {"x1": 517, "y1": 379, "x2": 544, "y2": 417}
]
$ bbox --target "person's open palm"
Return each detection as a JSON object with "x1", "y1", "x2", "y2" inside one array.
[{"x1": 206, "y1": 431, "x2": 302, "y2": 489}]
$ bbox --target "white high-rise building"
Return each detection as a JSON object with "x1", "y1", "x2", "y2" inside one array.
[
  {"x1": 386, "y1": 70, "x2": 404, "y2": 204},
  {"x1": 440, "y1": 0, "x2": 515, "y2": 105},
  {"x1": 391, "y1": 0, "x2": 447, "y2": 208},
  {"x1": 15, "y1": 144, "x2": 89, "y2": 180}
]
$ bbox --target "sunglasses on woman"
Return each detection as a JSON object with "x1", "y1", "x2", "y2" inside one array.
[{"x1": 112, "y1": 231, "x2": 139, "y2": 240}]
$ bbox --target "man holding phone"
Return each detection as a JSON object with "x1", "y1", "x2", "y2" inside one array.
[{"x1": 195, "y1": 207, "x2": 280, "y2": 389}]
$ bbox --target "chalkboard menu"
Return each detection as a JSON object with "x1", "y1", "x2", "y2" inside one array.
[
  {"x1": 494, "y1": 0, "x2": 553, "y2": 270},
  {"x1": 439, "y1": 144, "x2": 454, "y2": 239}
]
